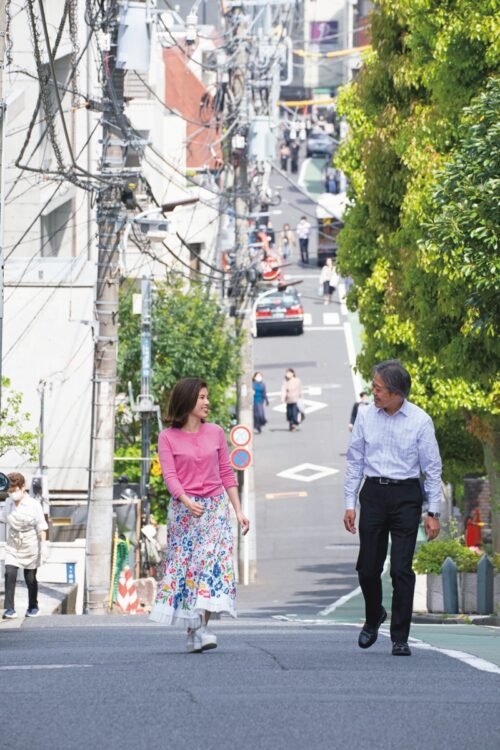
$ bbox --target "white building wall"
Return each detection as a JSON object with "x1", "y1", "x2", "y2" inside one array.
[
  {"x1": 303, "y1": 0, "x2": 355, "y2": 91},
  {"x1": 1, "y1": 1, "x2": 99, "y2": 491},
  {"x1": 122, "y1": 28, "x2": 220, "y2": 279}
]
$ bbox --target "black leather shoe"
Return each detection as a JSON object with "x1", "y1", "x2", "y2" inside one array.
[
  {"x1": 392, "y1": 641, "x2": 411, "y2": 656},
  {"x1": 358, "y1": 607, "x2": 387, "y2": 649}
]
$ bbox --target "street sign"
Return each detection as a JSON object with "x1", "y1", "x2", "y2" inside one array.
[
  {"x1": 0, "y1": 472, "x2": 9, "y2": 492},
  {"x1": 230, "y1": 447, "x2": 252, "y2": 471},
  {"x1": 230, "y1": 424, "x2": 252, "y2": 448}
]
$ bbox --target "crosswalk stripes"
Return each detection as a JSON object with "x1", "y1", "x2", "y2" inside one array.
[{"x1": 303, "y1": 311, "x2": 341, "y2": 328}]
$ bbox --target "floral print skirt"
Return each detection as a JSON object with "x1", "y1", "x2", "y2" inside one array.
[{"x1": 149, "y1": 493, "x2": 236, "y2": 627}]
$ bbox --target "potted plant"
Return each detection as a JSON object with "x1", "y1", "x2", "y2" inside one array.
[{"x1": 413, "y1": 540, "x2": 484, "y2": 613}]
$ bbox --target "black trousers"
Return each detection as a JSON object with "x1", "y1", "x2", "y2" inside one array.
[
  {"x1": 4, "y1": 565, "x2": 39, "y2": 611},
  {"x1": 356, "y1": 480, "x2": 422, "y2": 643},
  {"x1": 299, "y1": 237, "x2": 309, "y2": 263}
]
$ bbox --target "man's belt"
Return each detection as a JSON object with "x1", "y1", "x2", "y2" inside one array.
[{"x1": 365, "y1": 476, "x2": 420, "y2": 486}]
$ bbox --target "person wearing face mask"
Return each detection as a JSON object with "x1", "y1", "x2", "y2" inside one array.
[
  {"x1": 281, "y1": 368, "x2": 303, "y2": 432},
  {"x1": 252, "y1": 371, "x2": 269, "y2": 434},
  {"x1": 0, "y1": 472, "x2": 49, "y2": 619}
]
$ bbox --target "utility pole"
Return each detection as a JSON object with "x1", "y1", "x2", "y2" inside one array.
[
  {"x1": 226, "y1": 6, "x2": 257, "y2": 584},
  {"x1": 0, "y1": 0, "x2": 7, "y2": 414},
  {"x1": 86, "y1": 0, "x2": 128, "y2": 613},
  {"x1": 139, "y1": 276, "x2": 152, "y2": 523}
]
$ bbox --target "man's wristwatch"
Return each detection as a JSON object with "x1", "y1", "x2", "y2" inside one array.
[{"x1": 427, "y1": 512, "x2": 440, "y2": 519}]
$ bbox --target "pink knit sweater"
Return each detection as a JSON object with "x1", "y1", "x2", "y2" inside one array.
[{"x1": 158, "y1": 422, "x2": 237, "y2": 500}]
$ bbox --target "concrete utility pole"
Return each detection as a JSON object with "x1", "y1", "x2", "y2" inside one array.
[
  {"x1": 228, "y1": 6, "x2": 257, "y2": 584},
  {"x1": 0, "y1": 0, "x2": 6, "y2": 414},
  {"x1": 86, "y1": 0, "x2": 128, "y2": 613},
  {"x1": 139, "y1": 275, "x2": 152, "y2": 523}
]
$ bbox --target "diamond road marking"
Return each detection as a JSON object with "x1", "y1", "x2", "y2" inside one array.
[
  {"x1": 323, "y1": 312, "x2": 339, "y2": 325},
  {"x1": 303, "y1": 313, "x2": 312, "y2": 326},
  {"x1": 304, "y1": 386, "x2": 322, "y2": 396},
  {"x1": 277, "y1": 463, "x2": 339, "y2": 483},
  {"x1": 272, "y1": 398, "x2": 328, "y2": 415}
]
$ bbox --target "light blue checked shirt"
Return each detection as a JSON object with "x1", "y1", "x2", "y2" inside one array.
[{"x1": 344, "y1": 400, "x2": 442, "y2": 513}]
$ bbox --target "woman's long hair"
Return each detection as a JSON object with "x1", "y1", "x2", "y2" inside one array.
[{"x1": 166, "y1": 378, "x2": 208, "y2": 428}]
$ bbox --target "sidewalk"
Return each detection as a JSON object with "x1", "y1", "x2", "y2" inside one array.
[{"x1": 0, "y1": 581, "x2": 77, "y2": 629}]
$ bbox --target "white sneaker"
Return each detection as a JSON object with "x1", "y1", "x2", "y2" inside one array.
[{"x1": 194, "y1": 625, "x2": 217, "y2": 652}]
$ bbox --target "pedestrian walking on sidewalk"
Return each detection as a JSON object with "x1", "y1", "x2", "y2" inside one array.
[
  {"x1": 281, "y1": 368, "x2": 302, "y2": 431},
  {"x1": 280, "y1": 142, "x2": 290, "y2": 170},
  {"x1": 0, "y1": 472, "x2": 49, "y2": 619},
  {"x1": 296, "y1": 216, "x2": 311, "y2": 264},
  {"x1": 150, "y1": 378, "x2": 249, "y2": 652},
  {"x1": 319, "y1": 257, "x2": 338, "y2": 304},
  {"x1": 278, "y1": 223, "x2": 296, "y2": 261},
  {"x1": 253, "y1": 372, "x2": 269, "y2": 434},
  {"x1": 343, "y1": 360, "x2": 442, "y2": 656},
  {"x1": 290, "y1": 141, "x2": 300, "y2": 174},
  {"x1": 348, "y1": 391, "x2": 370, "y2": 432}
]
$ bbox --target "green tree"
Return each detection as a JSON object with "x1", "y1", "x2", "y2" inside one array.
[
  {"x1": 115, "y1": 278, "x2": 241, "y2": 521},
  {"x1": 0, "y1": 378, "x2": 39, "y2": 462},
  {"x1": 417, "y1": 78, "x2": 500, "y2": 547},
  {"x1": 335, "y1": 1, "x2": 499, "y2": 543}
]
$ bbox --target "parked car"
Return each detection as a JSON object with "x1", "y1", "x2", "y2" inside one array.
[
  {"x1": 254, "y1": 287, "x2": 304, "y2": 336},
  {"x1": 306, "y1": 131, "x2": 335, "y2": 158}
]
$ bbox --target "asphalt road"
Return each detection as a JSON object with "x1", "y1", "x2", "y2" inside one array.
[
  {"x1": 238, "y1": 155, "x2": 360, "y2": 617},
  {"x1": 2, "y1": 618, "x2": 499, "y2": 750}
]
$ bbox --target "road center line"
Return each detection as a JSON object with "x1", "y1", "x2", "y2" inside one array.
[{"x1": 0, "y1": 664, "x2": 93, "y2": 671}]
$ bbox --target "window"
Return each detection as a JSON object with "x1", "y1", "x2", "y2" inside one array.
[{"x1": 41, "y1": 200, "x2": 73, "y2": 257}]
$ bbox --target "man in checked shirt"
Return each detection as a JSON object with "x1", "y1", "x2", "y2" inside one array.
[{"x1": 344, "y1": 360, "x2": 442, "y2": 656}]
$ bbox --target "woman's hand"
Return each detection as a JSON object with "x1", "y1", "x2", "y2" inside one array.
[
  {"x1": 237, "y1": 511, "x2": 250, "y2": 536},
  {"x1": 181, "y1": 497, "x2": 204, "y2": 518}
]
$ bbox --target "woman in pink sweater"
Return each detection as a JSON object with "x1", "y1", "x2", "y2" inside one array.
[{"x1": 150, "y1": 377, "x2": 249, "y2": 652}]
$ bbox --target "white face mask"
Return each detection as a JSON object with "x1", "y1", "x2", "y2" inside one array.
[{"x1": 11, "y1": 490, "x2": 24, "y2": 501}]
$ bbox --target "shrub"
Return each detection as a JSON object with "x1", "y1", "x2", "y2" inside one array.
[{"x1": 413, "y1": 539, "x2": 484, "y2": 574}]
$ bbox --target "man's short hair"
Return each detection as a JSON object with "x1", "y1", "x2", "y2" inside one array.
[
  {"x1": 359, "y1": 391, "x2": 367, "y2": 397},
  {"x1": 372, "y1": 360, "x2": 411, "y2": 398}
]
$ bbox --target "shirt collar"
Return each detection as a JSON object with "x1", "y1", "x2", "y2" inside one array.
[{"x1": 376, "y1": 398, "x2": 408, "y2": 417}]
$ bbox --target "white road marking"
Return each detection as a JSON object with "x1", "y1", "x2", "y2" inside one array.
[
  {"x1": 405, "y1": 639, "x2": 500, "y2": 675},
  {"x1": 305, "y1": 326, "x2": 343, "y2": 331},
  {"x1": 277, "y1": 463, "x2": 339, "y2": 483},
  {"x1": 338, "y1": 283, "x2": 348, "y2": 315},
  {"x1": 0, "y1": 664, "x2": 93, "y2": 671},
  {"x1": 265, "y1": 491, "x2": 308, "y2": 499},
  {"x1": 269, "y1": 618, "x2": 500, "y2": 674},
  {"x1": 267, "y1": 384, "x2": 340, "y2": 398},
  {"x1": 323, "y1": 312, "x2": 340, "y2": 325},
  {"x1": 306, "y1": 386, "x2": 322, "y2": 396},
  {"x1": 303, "y1": 312, "x2": 313, "y2": 326},
  {"x1": 343, "y1": 320, "x2": 363, "y2": 397},
  {"x1": 272, "y1": 398, "x2": 327, "y2": 415},
  {"x1": 318, "y1": 559, "x2": 390, "y2": 616}
]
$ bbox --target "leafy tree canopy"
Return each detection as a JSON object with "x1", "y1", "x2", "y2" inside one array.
[
  {"x1": 335, "y1": 0, "x2": 499, "y2": 495},
  {"x1": 0, "y1": 377, "x2": 39, "y2": 463}
]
